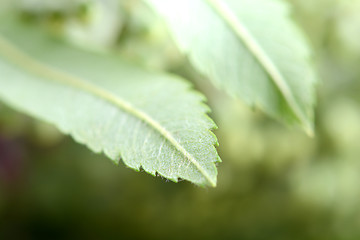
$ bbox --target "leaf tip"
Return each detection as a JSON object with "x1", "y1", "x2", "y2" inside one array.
[{"x1": 304, "y1": 125, "x2": 315, "y2": 138}]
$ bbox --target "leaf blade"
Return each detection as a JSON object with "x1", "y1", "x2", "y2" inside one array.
[
  {"x1": 145, "y1": 0, "x2": 318, "y2": 133},
  {"x1": 0, "y1": 20, "x2": 220, "y2": 186}
]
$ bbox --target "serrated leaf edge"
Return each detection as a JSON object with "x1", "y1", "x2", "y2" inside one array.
[
  {"x1": 205, "y1": 0, "x2": 313, "y2": 134},
  {"x1": 0, "y1": 34, "x2": 217, "y2": 187}
]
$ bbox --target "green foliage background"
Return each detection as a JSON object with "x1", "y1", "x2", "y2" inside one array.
[{"x1": 1, "y1": 0, "x2": 360, "y2": 239}]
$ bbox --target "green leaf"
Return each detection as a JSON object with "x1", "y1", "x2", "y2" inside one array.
[
  {"x1": 144, "y1": 0, "x2": 318, "y2": 134},
  {"x1": 0, "y1": 20, "x2": 220, "y2": 187}
]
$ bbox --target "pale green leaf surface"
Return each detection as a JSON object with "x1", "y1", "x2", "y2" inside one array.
[
  {"x1": 0, "y1": 20, "x2": 220, "y2": 187},
  {"x1": 145, "y1": 0, "x2": 318, "y2": 133}
]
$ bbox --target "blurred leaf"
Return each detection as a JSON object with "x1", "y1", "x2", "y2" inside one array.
[
  {"x1": 0, "y1": 19, "x2": 220, "y2": 187},
  {"x1": 335, "y1": 0, "x2": 360, "y2": 55},
  {"x1": 145, "y1": 0, "x2": 318, "y2": 133},
  {"x1": 64, "y1": 0, "x2": 123, "y2": 50},
  {"x1": 17, "y1": 0, "x2": 83, "y2": 13}
]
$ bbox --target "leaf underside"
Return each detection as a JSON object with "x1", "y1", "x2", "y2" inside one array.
[
  {"x1": 0, "y1": 19, "x2": 220, "y2": 187},
  {"x1": 145, "y1": 0, "x2": 318, "y2": 134}
]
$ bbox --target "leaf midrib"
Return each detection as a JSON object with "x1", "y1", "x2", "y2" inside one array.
[
  {"x1": 205, "y1": 0, "x2": 312, "y2": 133},
  {"x1": 0, "y1": 34, "x2": 216, "y2": 187}
]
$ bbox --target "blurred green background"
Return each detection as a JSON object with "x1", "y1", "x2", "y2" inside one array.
[{"x1": 1, "y1": 0, "x2": 360, "y2": 239}]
